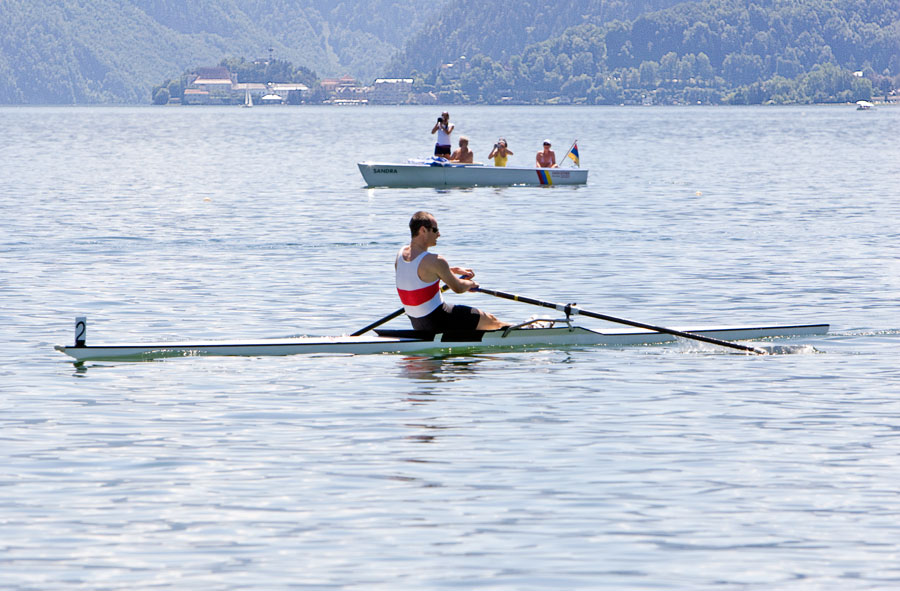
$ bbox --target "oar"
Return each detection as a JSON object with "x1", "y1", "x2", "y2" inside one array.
[
  {"x1": 351, "y1": 309, "x2": 406, "y2": 336},
  {"x1": 474, "y1": 287, "x2": 769, "y2": 355},
  {"x1": 351, "y1": 284, "x2": 451, "y2": 336}
]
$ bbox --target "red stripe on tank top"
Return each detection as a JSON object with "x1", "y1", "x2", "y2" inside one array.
[{"x1": 397, "y1": 282, "x2": 440, "y2": 306}]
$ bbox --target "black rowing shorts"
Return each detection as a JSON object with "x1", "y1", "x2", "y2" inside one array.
[{"x1": 410, "y1": 302, "x2": 480, "y2": 332}]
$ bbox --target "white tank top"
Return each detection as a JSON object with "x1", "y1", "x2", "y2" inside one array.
[
  {"x1": 396, "y1": 248, "x2": 443, "y2": 318},
  {"x1": 436, "y1": 125, "x2": 451, "y2": 146}
]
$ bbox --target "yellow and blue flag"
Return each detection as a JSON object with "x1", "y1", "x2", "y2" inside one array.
[{"x1": 566, "y1": 142, "x2": 580, "y2": 167}]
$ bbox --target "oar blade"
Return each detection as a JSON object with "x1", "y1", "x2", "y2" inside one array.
[{"x1": 756, "y1": 343, "x2": 819, "y2": 355}]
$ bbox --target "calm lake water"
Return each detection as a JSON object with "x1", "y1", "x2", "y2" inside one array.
[{"x1": 2, "y1": 104, "x2": 899, "y2": 590}]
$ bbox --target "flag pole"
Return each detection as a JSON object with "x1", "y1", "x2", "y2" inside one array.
[{"x1": 561, "y1": 139, "x2": 579, "y2": 168}]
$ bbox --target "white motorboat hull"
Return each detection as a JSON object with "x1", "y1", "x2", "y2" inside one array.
[
  {"x1": 358, "y1": 161, "x2": 588, "y2": 187},
  {"x1": 55, "y1": 323, "x2": 829, "y2": 361}
]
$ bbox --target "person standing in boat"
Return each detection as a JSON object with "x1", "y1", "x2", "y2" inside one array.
[
  {"x1": 535, "y1": 139, "x2": 558, "y2": 168},
  {"x1": 449, "y1": 136, "x2": 474, "y2": 163},
  {"x1": 396, "y1": 211, "x2": 507, "y2": 332},
  {"x1": 488, "y1": 138, "x2": 513, "y2": 167},
  {"x1": 431, "y1": 111, "x2": 454, "y2": 158}
]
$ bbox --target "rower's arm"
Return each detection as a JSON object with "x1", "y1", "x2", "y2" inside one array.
[{"x1": 431, "y1": 257, "x2": 477, "y2": 293}]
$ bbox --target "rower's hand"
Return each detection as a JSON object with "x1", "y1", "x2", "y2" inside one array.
[{"x1": 451, "y1": 270, "x2": 478, "y2": 291}]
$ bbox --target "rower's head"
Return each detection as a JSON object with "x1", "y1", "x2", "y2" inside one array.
[
  {"x1": 410, "y1": 211, "x2": 439, "y2": 239},
  {"x1": 458, "y1": 136, "x2": 469, "y2": 148}
]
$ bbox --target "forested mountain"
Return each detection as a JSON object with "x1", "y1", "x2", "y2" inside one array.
[
  {"x1": 406, "y1": 0, "x2": 900, "y2": 104},
  {"x1": 390, "y1": 0, "x2": 700, "y2": 75},
  {"x1": 0, "y1": 0, "x2": 439, "y2": 104},
  {"x1": 2, "y1": 0, "x2": 897, "y2": 104}
]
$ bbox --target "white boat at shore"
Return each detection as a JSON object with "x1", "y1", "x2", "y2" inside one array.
[
  {"x1": 55, "y1": 318, "x2": 828, "y2": 361},
  {"x1": 358, "y1": 159, "x2": 588, "y2": 187}
]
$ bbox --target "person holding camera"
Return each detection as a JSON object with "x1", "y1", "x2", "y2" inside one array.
[
  {"x1": 488, "y1": 138, "x2": 513, "y2": 167},
  {"x1": 431, "y1": 111, "x2": 454, "y2": 157}
]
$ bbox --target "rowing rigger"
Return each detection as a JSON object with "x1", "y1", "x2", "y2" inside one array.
[{"x1": 54, "y1": 316, "x2": 829, "y2": 362}]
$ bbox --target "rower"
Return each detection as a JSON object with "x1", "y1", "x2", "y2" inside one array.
[{"x1": 395, "y1": 211, "x2": 507, "y2": 332}]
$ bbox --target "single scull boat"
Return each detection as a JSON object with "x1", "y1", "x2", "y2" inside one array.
[{"x1": 55, "y1": 317, "x2": 828, "y2": 361}]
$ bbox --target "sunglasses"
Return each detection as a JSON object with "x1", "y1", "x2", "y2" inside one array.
[{"x1": 425, "y1": 224, "x2": 439, "y2": 233}]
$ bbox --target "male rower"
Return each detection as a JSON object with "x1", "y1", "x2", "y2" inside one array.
[{"x1": 395, "y1": 211, "x2": 508, "y2": 332}]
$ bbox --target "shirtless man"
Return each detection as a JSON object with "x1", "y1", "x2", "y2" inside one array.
[
  {"x1": 395, "y1": 211, "x2": 507, "y2": 332},
  {"x1": 449, "y1": 136, "x2": 474, "y2": 163},
  {"x1": 535, "y1": 139, "x2": 557, "y2": 168}
]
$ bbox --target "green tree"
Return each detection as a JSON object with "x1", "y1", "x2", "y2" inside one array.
[
  {"x1": 639, "y1": 60, "x2": 660, "y2": 86},
  {"x1": 152, "y1": 87, "x2": 169, "y2": 105},
  {"x1": 659, "y1": 51, "x2": 678, "y2": 82}
]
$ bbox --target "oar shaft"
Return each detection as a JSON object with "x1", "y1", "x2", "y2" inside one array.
[
  {"x1": 475, "y1": 287, "x2": 767, "y2": 355},
  {"x1": 476, "y1": 288, "x2": 571, "y2": 314},
  {"x1": 352, "y1": 284, "x2": 453, "y2": 336},
  {"x1": 351, "y1": 308, "x2": 405, "y2": 336}
]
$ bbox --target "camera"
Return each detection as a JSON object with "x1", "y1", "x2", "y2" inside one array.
[{"x1": 437, "y1": 117, "x2": 442, "y2": 122}]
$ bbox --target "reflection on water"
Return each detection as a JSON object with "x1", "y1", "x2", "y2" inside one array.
[
  {"x1": 403, "y1": 423, "x2": 451, "y2": 444},
  {"x1": 397, "y1": 354, "x2": 485, "y2": 382}
]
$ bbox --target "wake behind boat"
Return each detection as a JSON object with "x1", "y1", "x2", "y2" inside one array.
[
  {"x1": 55, "y1": 317, "x2": 828, "y2": 361},
  {"x1": 358, "y1": 158, "x2": 588, "y2": 187}
]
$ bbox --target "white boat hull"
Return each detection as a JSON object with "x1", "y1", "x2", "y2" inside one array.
[
  {"x1": 55, "y1": 323, "x2": 829, "y2": 361},
  {"x1": 358, "y1": 161, "x2": 588, "y2": 187}
]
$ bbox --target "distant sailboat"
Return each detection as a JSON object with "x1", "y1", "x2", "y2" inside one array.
[{"x1": 243, "y1": 89, "x2": 253, "y2": 108}]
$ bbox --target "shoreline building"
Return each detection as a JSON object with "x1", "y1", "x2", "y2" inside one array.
[{"x1": 368, "y1": 78, "x2": 413, "y2": 104}]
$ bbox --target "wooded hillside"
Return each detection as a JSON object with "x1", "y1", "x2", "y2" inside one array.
[
  {"x1": 391, "y1": 0, "x2": 699, "y2": 75},
  {"x1": 403, "y1": 0, "x2": 899, "y2": 104},
  {"x1": 2, "y1": 0, "x2": 897, "y2": 104},
  {"x1": 0, "y1": 0, "x2": 439, "y2": 103}
]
